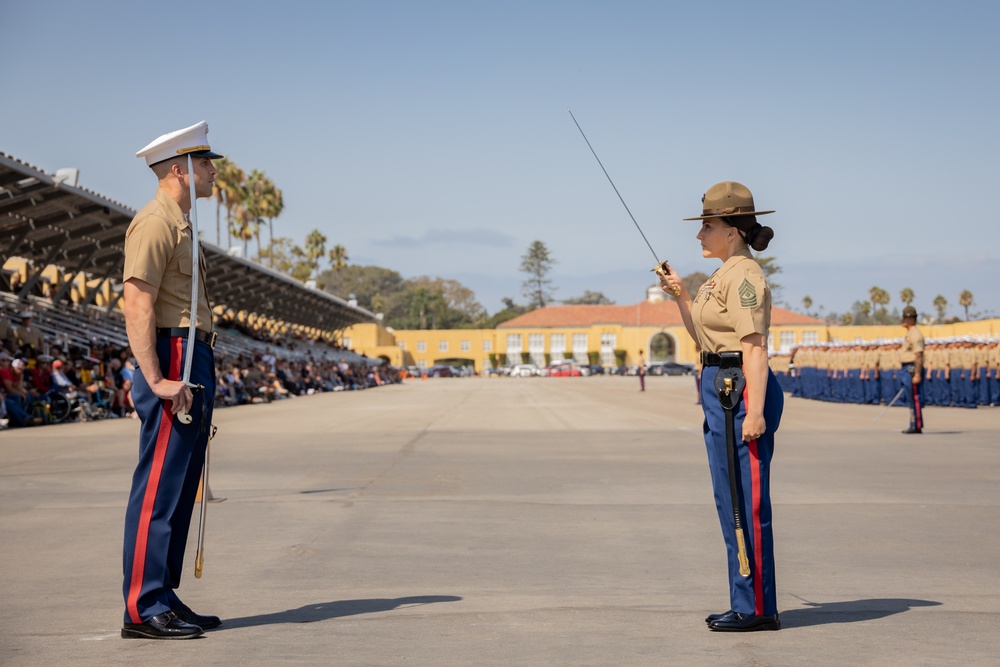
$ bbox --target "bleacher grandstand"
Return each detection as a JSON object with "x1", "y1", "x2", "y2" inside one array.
[{"x1": 1, "y1": 151, "x2": 392, "y2": 429}]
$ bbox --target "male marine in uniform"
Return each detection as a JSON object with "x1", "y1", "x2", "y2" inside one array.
[
  {"x1": 899, "y1": 305, "x2": 924, "y2": 433},
  {"x1": 121, "y1": 122, "x2": 222, "y2": 639}
]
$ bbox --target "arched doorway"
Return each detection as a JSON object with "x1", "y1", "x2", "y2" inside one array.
[{"x1": 648, "y1": 332, "x2": 676, "y2": 362}]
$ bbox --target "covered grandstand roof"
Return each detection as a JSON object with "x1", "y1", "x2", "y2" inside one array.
[{"x1": 0, "y1": 151, "x2": 375, "y2": 331}]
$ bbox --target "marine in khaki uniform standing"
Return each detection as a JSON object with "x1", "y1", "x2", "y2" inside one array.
[
  {"x1": 899, "y1": 306, "x2": 924, "y2": 433},
  {"x1": 14, "y1": 311, "x2": 45, "y2": 355},
  {"x1": 660, "y1": 182, "x2": 783, "y2": 632},
  {"x1": 121, "y1": 121, "x2": 222, "y2": 639}
]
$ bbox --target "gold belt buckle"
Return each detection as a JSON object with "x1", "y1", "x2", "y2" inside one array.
[{"x1": 209, "y1": 331, "x2": 218, "y2": 349}]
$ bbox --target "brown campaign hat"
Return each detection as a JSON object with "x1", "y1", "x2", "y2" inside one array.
[
  {"x1": 902, "y1": 306, "x2": 918, "y2": 319},
  {"x1": 683, "y1": 181, "x2": 775, "y2": 220}
]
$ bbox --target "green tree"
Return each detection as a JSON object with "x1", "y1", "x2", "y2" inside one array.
[
  {"x1": 563, "y1": 290, "x2": 614, "y2": 305},
  {"x1": 869, "y1": 286, "x2": 890, "y2": 324},
  {"x1": 213, "y1": 157, "x2": 245, "y2": 247},
  {"x1": 520, "y1": 240, "x2": 556, "y2": 308},
  {"x1": 260, "y1": 236, "x2": 312, "y2": 281},
  {"x1": 959, "y1": 290, "x2": 974, "y2": 320},
  {"x1": 681, "y1": 271, "x2": 710, "y2": 299},
  {"x1": 933, "y1": 294, "x2": 948, "y2": 322},
  {"x1": 329, "y1": 244, "x2": 349, "y2": 272},
  {"x1": 900, "y1": 287, "x2": 915, "y2": 306},
  {"x1": 753, "y1": 254, "x2": 782, "y2": 298},
  {"x1": 840, "y1": 312, "x2": 853, "y2": 325},
  {"x1": 299, "y1": 229, "x2": 328, "y2": 281},
  {"x1": 802, "y1": 295, "x2": 813, "y2": 314}
]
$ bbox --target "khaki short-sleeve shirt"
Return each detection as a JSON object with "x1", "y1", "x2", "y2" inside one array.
[
  {"x1": 899, "y1": 326, "x2": 924, "y2": 364},
  {"x1": 15, "y1": 325, "x2": 44, "y2": 349},
  {"x1": 123, "y1": 189, "x2": 212, "y2": 329},
  {"x1": 690, "y1": 248, "x2": 770, "y2": 353}
]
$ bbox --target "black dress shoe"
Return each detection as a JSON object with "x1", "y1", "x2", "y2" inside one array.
[
  {"x1": 708, "y1": 612, "x2": 780, "y2": 632},
  {"x1": 121, "y1": 611, "x2": 203, "y2": 639},
  {"x1": 173, "y1": 601, "x2": 222, "y2": 629},
  {"x1": 902, "y1": 427, "x2": 922, "y2": 434},
  {"x1": 705, "y1": 610, "x2": 735, "y2": 625}
]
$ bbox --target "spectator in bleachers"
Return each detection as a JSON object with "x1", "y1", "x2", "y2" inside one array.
[
  {"x1": 14, "y1": 311, "x2": 45, "y2": 356},
  {"x1": 0, "y1": 311, "x2": 14, "y2": 352},
  {"x1": 31, "y1": 354, "x2": 54, "y2": 395},
  {"x1": 2, "y1": 355, "x2": 41, "y2": 427}
]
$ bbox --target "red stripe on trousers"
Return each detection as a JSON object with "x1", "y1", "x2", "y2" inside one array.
[
  {"x1": 126, "y1": 337, "x2": 183, "y2": 623},
  {"x1": 912, "y1": 383, "x2": 923, "y2": 430},
  {"x1": 742, "y1": 380, "x2": 765, "y2": 617}
]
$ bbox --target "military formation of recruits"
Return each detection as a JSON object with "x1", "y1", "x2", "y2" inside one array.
[{"x1": 769, "y1": 338, "x2": 1000, "y2": 408}]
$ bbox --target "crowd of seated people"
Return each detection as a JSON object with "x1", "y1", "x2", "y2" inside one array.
[
  {"x1": 1, "y1": 301, "x2": 400, "y2": 430},
  {"x1": 215, "y1": 350, "x2": 401, "y2": 407}
]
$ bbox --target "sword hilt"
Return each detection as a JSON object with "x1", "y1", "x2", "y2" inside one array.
[{"x1": 652, "y1": 261, "x2": 681, "y2": 297}]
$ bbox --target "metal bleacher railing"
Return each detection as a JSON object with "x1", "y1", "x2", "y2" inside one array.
[{"x1": 2, "y1": 290, "x2": 374, "y2": 366}]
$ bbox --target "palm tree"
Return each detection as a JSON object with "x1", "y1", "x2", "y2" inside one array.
[
  {"x1": 802, "y1": 295, "x2": 813, "y2": 314},
  {"x1": 262, "y1": 180, "x2": 284, "y2": 268},
  {"x1": 303, "y1": 229, "x2": 328, "y2": 280},
  {"x1": 933, "y1": 295, "x2": 948, "y2": 322},
  {"x1": 869, "y1": 286, "x2": 890, "y2": 324},
  {"x1": 213, "y1": 158, "x2": 246, "y2": 247},
  {"x1": 329, "y1": 244, "x2": 349, "y2": 272},
  {"x1": 900, "y1": 287, "x2": 914, "y2": 306},
  {"x1": 958, "y1": 290, "x2": 974, "y2": 320},
  {"x1": 244, "y1": 170, "x2": 271, "y2": 261}
]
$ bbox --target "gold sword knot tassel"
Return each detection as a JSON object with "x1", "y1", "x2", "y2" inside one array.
[{"x1": 735, "y1": 531, "x2": 751, "y2": 577}]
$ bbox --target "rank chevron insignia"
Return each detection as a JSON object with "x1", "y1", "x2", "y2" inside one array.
[{"x1": 738, "y1": 278, "x2": 758, "y2": 308}]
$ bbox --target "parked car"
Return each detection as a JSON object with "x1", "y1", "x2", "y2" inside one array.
[
  {"x1": 585, "y1": 364, "x2": 605, "y2": 376},
  {"x1": 426, "y1": 365, "x2": 457, "y2": 377},
  {"x1": 510, "y1": 363, "x2": 540, "y2": 377},
  {"x1": 646, "y1": 361, "x2": 695, "y2": 376},
  {"x1": 547, "y1": 362, "x2": 583, "y2": 377}
]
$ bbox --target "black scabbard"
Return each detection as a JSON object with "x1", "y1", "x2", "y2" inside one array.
[{"x1": 713, "y1": 353, "x2": 751, "y2": 578}]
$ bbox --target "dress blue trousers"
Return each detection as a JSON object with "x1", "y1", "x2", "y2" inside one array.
[
  {"x1": 122, "y1": 336, "x2": 215, "y2": 624},
  {"x1": 900, "y1": 365, "x2": 924, "y2": 431},
  {"x1": 700, "y1": 366, "x2": 784, "y2": 617}
]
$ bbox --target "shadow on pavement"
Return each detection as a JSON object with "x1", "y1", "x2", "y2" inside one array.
[
  {"x1": 219, "y1": 595, "x2": 463, "y2": 630},
  {"x1": 782, "y1": 597, "x2": 941, "y2": 627}
]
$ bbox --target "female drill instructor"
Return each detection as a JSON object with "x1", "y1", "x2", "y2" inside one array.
[{"x1": 660, "y1": 181, "x2": 783, "y2": 632}]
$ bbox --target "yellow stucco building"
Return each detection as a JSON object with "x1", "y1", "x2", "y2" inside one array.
[{"x1": 345, "y1": 287, "x2": 828, "y2": 372}]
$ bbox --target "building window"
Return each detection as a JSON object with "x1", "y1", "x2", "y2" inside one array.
[
  {"x1": 416, "y1": 359, "x2": 427, "y2": 369},
  {"x1": 550, "y1": 333, "x2": 566, "y2": 358},
  {"x1": 398, "y1": 341, "x2": 406, "y2": 350},
  {"x1": 343, "y1": 337, "x2": 352, "y2": 348},
  {"x1": 572, "y1": 333, "x2": 589, "y2": 364},
  {"x1": 802, "y1": 330, "x2": 818, "y2": 345},
  {"x1": 482, "y1": 340, "x2": 492, "y2": 352},
  {"x1": 417, "y1": 341, "x2": 427, "y2": 352},
  {"x1": 528, "y1": 333, "x2": 545, "y2": 366},
  {"x1": 600, "y1": 332, "x2": 617, "y2": 367},
  {"x1": 460, "y1": 340, "x2": 470, "y2": 352},
  {"x1": 779, "y1": 331, "x2": 795, "y2": 353},
  {"x1": 506, "y1": 333, "x2": 522, "y2": 366},
  {"x1": 439, "y1": 340, "x2": 449, "y2": 352},
  {"x1": 649, "y1": 332, "x2": 675, "y2": 362}
]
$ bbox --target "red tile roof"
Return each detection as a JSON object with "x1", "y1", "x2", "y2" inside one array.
[{"x1": 498, "y1": 301, "x2": 823, "y2": 328}]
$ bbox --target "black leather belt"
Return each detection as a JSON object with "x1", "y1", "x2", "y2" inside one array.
[
  {"x1": 156, "y1": 327, "x2": 217, "y2": 349},
  {"x1": 701, "y1": 351, "x2": 743, "y2": 367}
]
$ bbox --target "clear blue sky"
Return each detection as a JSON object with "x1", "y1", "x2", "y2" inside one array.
[{"x1": 3, "y1": 0, "x2": 998, "y2": 320}]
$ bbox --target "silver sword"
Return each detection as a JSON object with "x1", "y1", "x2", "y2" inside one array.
[{"x1": 177, "y1": 152, "x2": 202, "y2": 425}]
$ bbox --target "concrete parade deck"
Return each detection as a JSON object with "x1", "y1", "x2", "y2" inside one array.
[{"x1": 1, "y1": 375, "x2": 997, "y2": 666}]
